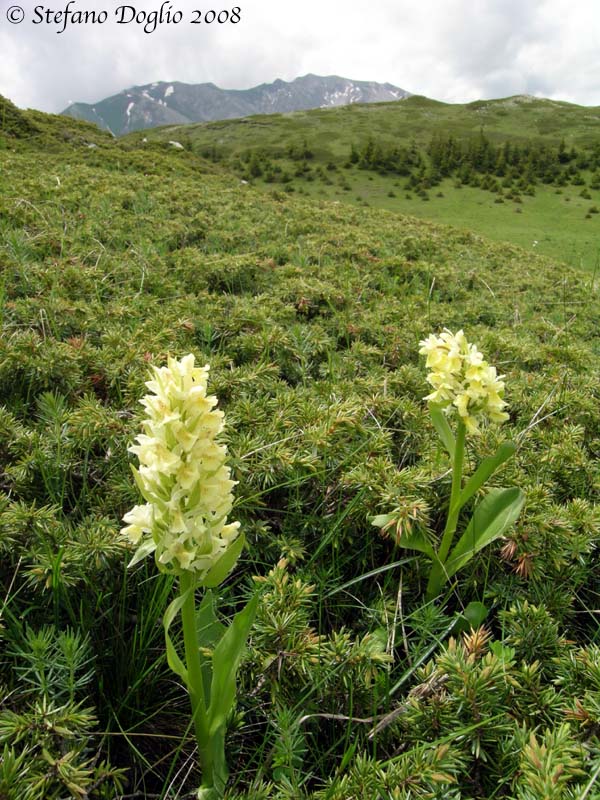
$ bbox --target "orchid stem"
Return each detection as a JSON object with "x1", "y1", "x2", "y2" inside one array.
[
  {"x1": 179, "y1": 571, "x2": 215, "y2": 793},
  {"x1": 426, "y1": 420, "x2": 466, "y2": 599}
]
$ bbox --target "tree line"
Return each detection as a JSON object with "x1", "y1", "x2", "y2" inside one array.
[{"x1": 350, "y1": 131, "x2": 600, "y2": 197}]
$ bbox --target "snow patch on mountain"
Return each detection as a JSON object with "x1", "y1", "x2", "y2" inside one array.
[{"x1": 322, "y1": 86, "x2": 363, "y2": 107}]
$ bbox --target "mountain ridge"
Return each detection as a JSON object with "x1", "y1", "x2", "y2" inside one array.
[{"x1": 61, "y1": 73, "x2": 411, "y2": 136}]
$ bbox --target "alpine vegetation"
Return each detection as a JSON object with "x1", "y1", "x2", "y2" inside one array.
[
  {"x1": 1, "y1": 95, "x2": 600, "y2": 799},
  {"x1": 373, "y1": 330, "x2": 524, "y2": 603},
  {"x1": 123, "y1": 354, "x2": 258, "y2": 799}
]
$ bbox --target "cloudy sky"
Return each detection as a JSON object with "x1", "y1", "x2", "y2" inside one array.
[{"x1": 0, "y1": 0, "x2": 599, "y2": 112}]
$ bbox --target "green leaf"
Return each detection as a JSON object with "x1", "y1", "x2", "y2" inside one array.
[
  {"x1": 454, "y1": 601, "x2": 489, "y2": 634},
  {"x1": 195, "y1": 590, "x2": 226, "y2": 707},
  {"x1": 130, "y1": 465, "x2": 168, "y2": 511},
  {"x1": 371, "y1": 513, "x2": 395, "y2": 528},
  {"x1": 489, "y1": 641, "x2": 516, "y2": 663},
  {"x1": 429, "y1": 404, "x2": 455, "y2": 459},
  {"x1": 396, "y1": 528, "x2": 437, "y2": 559},
  {"x1": 163, "y1": 591, "x2": 191, "y2": 686},
  {"x1": 130, "y1": 464, "x2": 147, "y2": 498},
  {"x1": 444, "y1": 487, "x2": 524, "y2": 580},
  {"x1": 340, "y1": 742, "x2": 357, "y2": 772},
  {"x1": 370, "y1": 516, "x2": 436, "y2": 559},
  {"x1": 197, "y1": 789, "x2": 221, "y2": 800},
  {"x1": 463, "y1": 600, "x2": 489, "y2": 628},
  {"x1": 207, "y1": 593, "x2": 258, "y2": 736},
  {"x1": 205, "y1": 592, "x2": 259, "y2": 791},
  {"x1": 127, "y1": 537, "x2": 156, "y2": 568},
  {"x1": 325, "y1": 556, "x2": 418, "y2": 598},
  {"x1": 201, "y1": 533, "x2": 245, "y2": 589},
  {"x1": 196, "y1": 590, "x2": 227, "y2": 649},
  {"x1": 208, "y1": 725, "x2": 228, "y2": 797},
  {"x1": 455, "y1": 441, "x2": 517, "y2": 513}
]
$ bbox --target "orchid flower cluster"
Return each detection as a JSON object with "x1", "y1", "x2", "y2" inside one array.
[
  {"x1": 122, "y1": 354, "x2": 256, "y2": 800},
  {"x1": 419, "y1": 328, "x2": 509, "y2": 433},
  {"x1": 121, "y1": 354, "x2": 240, "y2": 577},
  {"x1": 374, "y1": 329, "x2": 523, "y2": 603}
]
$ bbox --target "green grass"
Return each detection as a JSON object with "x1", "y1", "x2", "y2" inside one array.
[
  {"x1": 0, "y1": 97, "x2": 599, "y2": 799},
  {"x1": 288, "y1": 173, "x2": 600, "y2": 269},
  {"x1": 136, "y1": 94, "x2": 600, "y2": 271},
  {"x1": 145, "y1": 94, "x2": 600, "y2": 156}
]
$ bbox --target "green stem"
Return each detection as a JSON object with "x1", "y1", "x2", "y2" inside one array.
[
  {"x1": 426, "y1": 420, "x2": 466, "y2": 599},
  {"x1": 179, "y1": 571, "x2": 214, "y2": 792},
  {"x1": 438, "y1": 420, "x2": 466, "y2": 562}
]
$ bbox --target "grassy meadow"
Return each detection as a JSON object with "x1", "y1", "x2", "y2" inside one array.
[
  {"x1": 140, "y1": 95, "x2": 600, "y2": 271},
  {"x1": 0, "y1": 93, "x2": 600, "y2": 799}
]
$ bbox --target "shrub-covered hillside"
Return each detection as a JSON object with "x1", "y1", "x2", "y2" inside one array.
[{"x1": 0, "y1": 101, "x2": 600, "y2": 799}]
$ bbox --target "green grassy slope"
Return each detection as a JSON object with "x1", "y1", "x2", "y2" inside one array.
[
  {"x1": 136, "y1": 95, "x2": 600, "y2": 271},
  {"x1": 1, "y1": 100, "x2": 600, "y2": 799},
  {"x1": 146, "y1": 94, "x2": 600, "y2": 154}
]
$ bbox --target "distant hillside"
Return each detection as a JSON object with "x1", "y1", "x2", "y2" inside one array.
[
  {"x1": 138, "y1": 93, "x2": 600, "y2": 271},
  {"x1": 60, "y1": 74, "x2": 411, "y2": 136},
  {"x1": 0, "y1": 92, "x2": 116, "y2": 152},
  {"x1": 0, "y1": 94, "x2": 40, "y2": 138},
  {"x1": 145, "y1": 93, "x2": 600, "y2": 156}
]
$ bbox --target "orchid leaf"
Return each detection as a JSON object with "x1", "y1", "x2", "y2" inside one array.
[
  {"x1": 206, "y1": 592, "x2": 258, "y2": 790},
  {"x1": 201, "y1": 533, "x2": 245, "y2": 589},
  {"x1": 394, "y1": 528, "x2": 437, "y2": 559},
  {"x1": 429, "y1": 404, "x2": 455, "y2": 459},
  {"x1": 445, "y1": 487, "x2": 524, "y2": 580},
  {"x1": 195, "y1": 590, "x2": 226, "y2": 707},
  {"x1": 196, "y1": 590, "x2": 226, "y2": 650},
  {"x1": 454, "y1": 441, "x2": 517, "y2": 513},
  {"x1": 208, "y1": 592, "x2": 258, "y2": 736},
  {"x1": 371, "y1": 513, "x2": 396, "y2": 529},
  {"x1": 163, "y1": 590, "x2": 191, "y2": 686}
]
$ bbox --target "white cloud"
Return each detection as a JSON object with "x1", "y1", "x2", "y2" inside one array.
[{"x1": 0, "y1": 0, "x2": 599, "y2": 112}]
